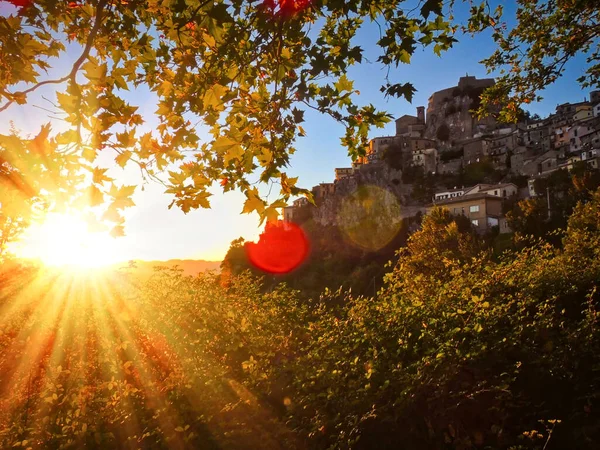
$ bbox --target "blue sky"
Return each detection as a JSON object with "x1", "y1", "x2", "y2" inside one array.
[{"x1": 2, "y1": 1, "x2": 594, "y2": 262}]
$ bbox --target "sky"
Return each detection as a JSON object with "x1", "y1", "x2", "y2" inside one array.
[{"x1": 1, "y1": 1, "x2": 594, "y2": 262}]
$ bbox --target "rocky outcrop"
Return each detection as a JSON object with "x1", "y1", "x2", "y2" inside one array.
[
  {"x1": 425, "y1": 76, "x2": 496, "y2": 144},
  {"x1": 312, "y1": 162, "x2": 427, "y2": 228}
]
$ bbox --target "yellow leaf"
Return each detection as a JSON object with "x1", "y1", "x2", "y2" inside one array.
[
  {"x1": 92, "y1": 167, "x2": 113, "y2": 184},
  {"x1": 83, "y1": 59, "x2": 106, "y2": 81},
  {"x1": 263, "y1": 205, "x2": 281, "y2": 223},
  {"x1": 86, "y1": 185, "x2": 104, "y2": 207},
  {"x1": 115, "y1": 151, "x2": 132, "y2": 168},
  {"x1": 202, "y1": 32, "x2": 216, "y2": 48},
  {"x1": 213, "y1": 135, "x2": 243, "y2": 165},
  {"x1": 55, "y1": 129, "x2": 80, "y2": 145},
  {"x1": 280, "y1": 47, "x2": 291, "y2": 59},
  {"x1": 57, "y1": 91, "x2": 78, "y2": 114},
  {"x1": 102, "y1": 207, "x2": 122, "y2": 223},
  {"x1": 203, "y1": 84, "x2": 228, "y2": 109},
  {"x1": 243, "y1": 190, "x2": 265, "y2": 214},
  {"x1": 82, "y1": 147, "x2": 97, "y2": 163},
  {"x1": 109, "y1": 225, "x2": 125, "y2": 238}
]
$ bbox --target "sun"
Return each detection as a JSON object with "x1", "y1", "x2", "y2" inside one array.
[{"x1": 11, "y1": 213, "x2": 126, "y2": 268}]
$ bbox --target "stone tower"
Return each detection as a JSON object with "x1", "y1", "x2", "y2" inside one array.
[{"x1": 417, "y1": 106, "x2": 425, "y2": 124}]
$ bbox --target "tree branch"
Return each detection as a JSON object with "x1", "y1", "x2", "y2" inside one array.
[{"x1": 0, "y1": 0, "x2": 108, "y2": 114}]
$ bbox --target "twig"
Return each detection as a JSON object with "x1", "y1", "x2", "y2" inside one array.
[{"x1": 0, "y1": 0, "x2": 108, "y2": 113}]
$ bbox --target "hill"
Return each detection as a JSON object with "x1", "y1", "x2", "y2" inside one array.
[{"x1": 115, "y1": 259, "x2": 221, "y2": 277}]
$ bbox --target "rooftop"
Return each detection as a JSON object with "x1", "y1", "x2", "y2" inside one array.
[{"x1": 432, "y1": 192, "x2": 503, "y2": 206}]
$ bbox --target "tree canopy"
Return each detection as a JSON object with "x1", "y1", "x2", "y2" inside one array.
[{"x1": 0, "y1": 0, "x2": 597, "y2": 239}]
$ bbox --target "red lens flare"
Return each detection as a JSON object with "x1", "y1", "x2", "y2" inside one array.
[
  {"x1": 246, "y1": 220, "x2": 309, "y2": 274},
  {"x1": 2, "y1": 0, "x2": 32, "y2": 7},
  {"x1": 262, "y1": 0, "x2": 312, "y2": 18}
]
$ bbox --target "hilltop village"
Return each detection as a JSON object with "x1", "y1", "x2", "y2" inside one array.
[{"x1": 284, "y1": 75, "x2": 600, "y2": 234}]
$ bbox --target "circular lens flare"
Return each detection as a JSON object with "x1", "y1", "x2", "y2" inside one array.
[
  {"x1": 338, "y1": 185, "x2": 403, "y2": 251},
  {"x1": 246, "y1": 220, "x2": 309, "y2": 274}
]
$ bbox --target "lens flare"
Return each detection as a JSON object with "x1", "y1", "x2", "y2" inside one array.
[
  {"x1": 338, "y1": 185, "x2": 403, "y2": 251},
  {"x1": 246, "y1": 220, "x2": 309, "y2": 274}
]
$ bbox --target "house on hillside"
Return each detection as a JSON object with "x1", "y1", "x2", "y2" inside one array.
[
  {"x1": 412, "y1": 148, "x2": 438, "y2": 173},
  {"x1": 464, "y1": 183, "x2": 518, "y2": 198},
  {"x1": 433, "y1": 187, "x2": 466, "y2": 202},
  {"x1": 429, "y1": 193, "x2": 506, "y2": 233}
]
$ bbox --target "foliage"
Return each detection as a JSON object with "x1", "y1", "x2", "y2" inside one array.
[
  {"x1": 3, "y1": 191, "x2": 600, "y2": 449},
  {"x1": 275, "y1": 190, "x2": 600, "y2": 448},
  {"x1": 0, "y1": 0, "x2": 468, "y2": 227},
  {"x1": 469, "y1": 0, "x2": 600, "y2": 122},
  {"x1": 506, "y1": 196, "x2": 549, "y2": 239},
  {"x1": 510, "y1": 166, "x2": 600, "y2": 240},
  {"x1": 381, "y1": 143, "x2": 405, "y2": 171},
  {"x1": 0, "y1": 266, "x2": 307, "y2": 449},
  {"x1": 410, "y1": 169, "x2": 436, "y2": 203},
  {"x1": 462, "y1": 159, "x2": 502, "y2": 185},
  {"x1": 0, "y1": 125, "x2": 82, "y2": 254}
]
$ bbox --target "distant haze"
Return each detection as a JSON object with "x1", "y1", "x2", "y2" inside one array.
[{"x1": 116, "y1": 259, "x2": 221, "y2": 277}]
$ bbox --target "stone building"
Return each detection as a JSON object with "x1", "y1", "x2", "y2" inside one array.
[
  {"x1": 335, "y1": 168, "x2": 353, "y2": 180},
  {"x1": 425, "y1": 75, "x2": 497, "y2": 143}
]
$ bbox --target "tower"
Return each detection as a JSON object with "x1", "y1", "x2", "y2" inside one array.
[{"x1": 417, "y1": 106, "x2": 425, "y2": 124}]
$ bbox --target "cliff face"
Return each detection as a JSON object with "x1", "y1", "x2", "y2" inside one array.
[
  {"x1": 425, "y1": 76, "x2": 496, "y2": 144},
  {"x1": 312, "y1": 162, "x2": 427, "y2": 229}
]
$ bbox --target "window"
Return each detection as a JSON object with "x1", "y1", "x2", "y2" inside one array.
[
  {"x1": 494, "y1": 190, "x2": 498, "y2": 196},
  {"x1": 469, "y1": 205, "x2": 480, "y2": 213},
  {"x1": 471, "y1": 219, "x2": 479, "y2": 226}
]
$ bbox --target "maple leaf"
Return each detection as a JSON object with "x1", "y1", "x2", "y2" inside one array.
[
  {"x1": 115, "y1": 151, "x2": 132, "y2": 168},
  {"x1": 334, "y1": 74, "x2": 354, "y2": 93},
  {"x1": 203, "y1": 84, "x2": 228, "y2": 109},
  {"x1": 243, "y1": 189, "x2": 265, "y2": 214},
  {"x1": 92, "y1": 167, "x2": 113, "y2": 184},
  {"x1": 29, "y1": 124, "x2": 52, "y2": 155},
  {"x1": 102, "y1": 206, "x2": 122, "y2": 223},
  {"x1": 213, "y1": 135, "x2": 244, "y2": 165},
  {"x1": 109, "y1": 225, "x2": 125, "y2": 238},
  {"x1": 85, "y1": 185, "x2": 104, "y2": 207}
]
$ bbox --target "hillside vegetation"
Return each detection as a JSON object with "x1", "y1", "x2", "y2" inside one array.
[{"x1": 2, "y1": 188, "x2": 600, "y2": 449}]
